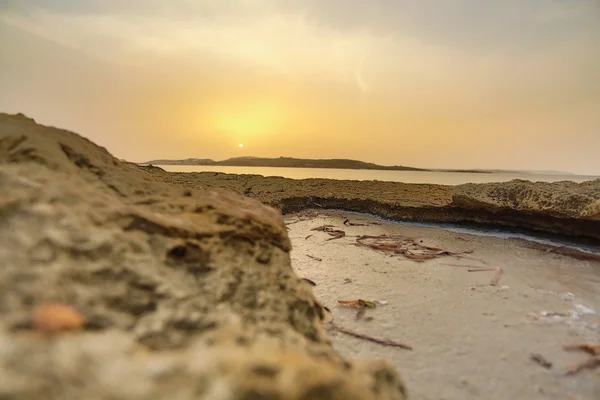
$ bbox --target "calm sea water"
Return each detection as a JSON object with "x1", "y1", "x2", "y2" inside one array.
[{"x1": 159, "y1": 165, "x2": 598, "y2": 185}]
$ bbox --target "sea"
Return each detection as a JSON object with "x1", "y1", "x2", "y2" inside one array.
[{"x1": 158, "y1": 165, "x2": 598, "y2": 185}]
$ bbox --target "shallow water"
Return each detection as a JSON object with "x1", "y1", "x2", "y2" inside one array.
[{"x1": 160, "y1": 165, "x2": 598, "y2": 185}]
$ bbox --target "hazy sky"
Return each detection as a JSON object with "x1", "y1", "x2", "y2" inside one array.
[{"x1": 1, "y1": 0, "x2": 599, "y2": 174}]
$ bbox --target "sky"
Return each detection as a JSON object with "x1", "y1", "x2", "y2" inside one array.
[{"x1": 0, "y1": 0, "x2": 599, "y2": 174}]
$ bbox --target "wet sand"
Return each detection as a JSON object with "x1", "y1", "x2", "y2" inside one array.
[{"x1": 287, "y1": 210, "x2": 600, "y2": 400}]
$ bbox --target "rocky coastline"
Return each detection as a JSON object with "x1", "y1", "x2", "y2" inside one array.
[
  {"x1": 1, "y1": 113, "x2": 598, "y2": 399},
  {"x1": 141, "y1": 167, "x2": 600, "y2": 242}
]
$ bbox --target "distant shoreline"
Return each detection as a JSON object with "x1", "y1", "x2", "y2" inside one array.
[{"x1": 142, "y1": 156, "x2": 493, "y2": 174}]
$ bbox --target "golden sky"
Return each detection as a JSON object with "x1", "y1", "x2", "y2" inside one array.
[{"x1": 1, "y1": 0, "x2": 599, "y2": 174}]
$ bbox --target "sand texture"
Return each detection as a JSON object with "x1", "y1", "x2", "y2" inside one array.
[{"x1": 287, "y1": 210, "x2": 600, "y2": 400}]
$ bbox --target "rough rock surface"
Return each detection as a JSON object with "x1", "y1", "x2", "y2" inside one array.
[
  {"x1": 453, "y1": 180, "x2": 600, "y2": 220},
  {"x1": 0, "y1": 113, "x2": 406, "y2": 399}
]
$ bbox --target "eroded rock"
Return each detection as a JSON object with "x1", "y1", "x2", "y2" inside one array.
[
  {"x1": 453, "y1": 180, "x2": 600, "y2": 220},
  {"x1": 0, "y1": 113, "x2": 406, "y2": 399},
  {"x1": 140, "y1": 157, "x2": 600, "y2": 240}
]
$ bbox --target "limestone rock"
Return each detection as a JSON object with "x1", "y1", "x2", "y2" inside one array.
[
  {"x1": 453, "y1": 179, "x2": 600, "y2": 221},
  {"x1": 0, "y1": 113, "x2": 406, "y2": 400}
]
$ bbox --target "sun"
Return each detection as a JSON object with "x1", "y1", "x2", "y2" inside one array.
[{"x1": 238, "y1": 143, "x2": 244, "y2": 148}]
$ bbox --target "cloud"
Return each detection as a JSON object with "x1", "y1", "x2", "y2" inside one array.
[{"x1": 0, "y1": 0, "x2": 598, "y2": 172}]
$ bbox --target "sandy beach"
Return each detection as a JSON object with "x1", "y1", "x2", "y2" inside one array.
[{"x1": 287, "y1": 210, "x2": 600, "y2": 400}]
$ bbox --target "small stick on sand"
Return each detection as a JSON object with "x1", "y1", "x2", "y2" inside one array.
[
  {"x1": 343, "y1": 218, "x2": 368, "y2": 226},
  {"x1": 326, "y1": 230, "x2": 346, "y2": 241},
  {"x1": 565, "y1": 357, "x2": 600, "y2": 376},
  {"x1": 302, "y1": 278, "x2": 317, "y2": 286},
  {"x1": 442, "y1": 263, "x2": 486, "y2": 269},
  {"x1": 307, "y1": 255, "x2": 322, "y2": 262},
  {"x1": 331, "y1": 323, "x2": 413, "y2": 350},
  {"x1": 490, "y1": 267, "x2": 503, "y2": 286},
  {"x1": 441, "y1": 264, "x2": 494, "y2": 272},
  {"x1": 530, "y1": 353, "x2": 553, "y2": 369},
  {"x1": 563, "y1": 344, "x2": 600, "y2": 356},
  {"x1": 305, "y1": 234, "x2": 313, "y2": 240}
]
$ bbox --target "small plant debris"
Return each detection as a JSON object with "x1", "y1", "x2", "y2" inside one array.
[
  {"x1": 490, "y1": 267, "x2": 503, "y2": 286},
  {"x1": 355, "y1": 235, "x2": 473, "y2": 262},
  {"x1": 338, "y1": 299, "x2": 377, "y2": 309},
  {"x1": 442, "y1": 263, "x2": 489, "y2": 270},
  {"x1": 343, "y1": 278, "x2": 352, "y2": 284},
  {"x1": 302, "y1": 278, "x2": 317, "y2": 286},
  {"x1": 530, "y1": 353, "x2": 553, "y2": 369},
  {"x1": 311, "y1": 225, "x2": 336, "y2": 231},
  {"x1": 565, "y1": 357, "x2": 600, "y2": 376},
  {"x1": 311, "y1": 225, "x2": 346, "y2": 240},
  {"x1": 343, "y1": 218, "x2": 368, "y2": 226},
  {"x1": 306, "y1": 254, "x2": 322, "y2": 261},
  {"x1": 563, "y1": 344, "x2": 600, "y2": 356},
  {"x1": 331, "y1": 323, "x2": 412, "y2": 350},
  {"x1": 326, "y1": 230, "x2": 346, "y2": 240}
]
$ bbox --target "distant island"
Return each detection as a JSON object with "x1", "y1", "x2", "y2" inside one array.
[{"x1": 143, "y1": 156, "x2": 495, "y2": 174}]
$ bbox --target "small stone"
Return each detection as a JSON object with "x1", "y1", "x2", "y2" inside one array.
[{"x1": 31, "y1": 303, "x2": 85, "y2": 334}]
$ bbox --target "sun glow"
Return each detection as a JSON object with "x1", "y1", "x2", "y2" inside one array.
[
  {"x1": 210, "y1": 102, "x2": 284, "y2": 141},
  {"x1": 238, "y1": 143, "x2": 244, "y2": 148}
]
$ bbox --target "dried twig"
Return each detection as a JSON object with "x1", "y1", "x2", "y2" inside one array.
[
  {"x1": 490, "y1": 267, "x2": 503, "y2": 286},
  {"x1": 326, "y1": 230, "x2": 346, "y2": 241},
  {"x1": 306, "y1": 254, "x2": 322, "y2": 262},
  {"x1": 311, "y1": 225, "x2": 335, "y2": 231},
  {"x1": 563, "y1": 344, "x2": 600, "y2": 356},
  {"x1": 343, "y1": 218, "x2": 368, "y2": 226},
  {"x1": 310, "y1": 225, "x2": 346, "y2": 241},
  {"x1": 530, "y1": 353, "x2": 553, "y2": 369},
  {"x1": 305, "y1": 234, "x2": 313, "y2": 240},
  {"x1": 468, "y1": 268, "x2": 497, "y2": 272},
  {"x1": 331, "y1": 323, "x2": 412, "y2": 350},
  {"x1": 565, "y1": 357, "x2": 600, "y2": 375},
  {"x1": 356, "y1": 235, "x2": 473, "y2": 262},
  {"x1": 442, "y1": 263, "x2": 488, "y2": 269},
  {"x1": 338, "y1": 299, "x2": 377, "y2": 308},
  {"x1": 302, "y1": 278, "x2": 317, "y2": 286}
]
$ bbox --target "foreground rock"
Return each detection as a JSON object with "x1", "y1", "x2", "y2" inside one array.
[
  {"x1": 145, "y1": 168, "x2": 600, "y2": 241},
  {"x1": 0, "y1": 113, "x2": 406, "y2": 399}
]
